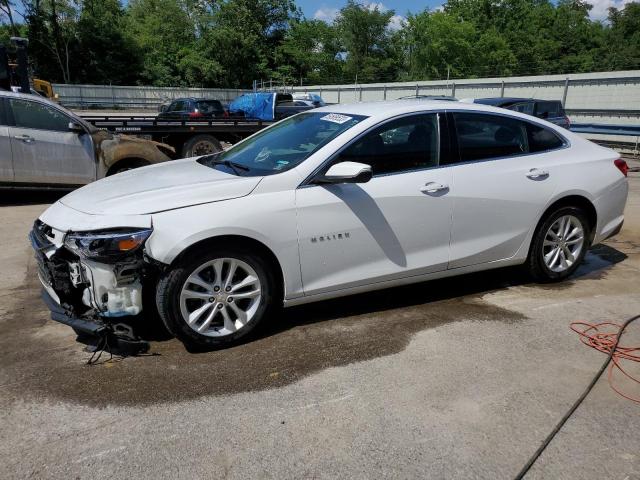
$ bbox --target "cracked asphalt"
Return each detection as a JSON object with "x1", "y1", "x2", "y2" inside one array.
[{"x1": 1, "y1": 161, "x2": 639, "y2": 479}]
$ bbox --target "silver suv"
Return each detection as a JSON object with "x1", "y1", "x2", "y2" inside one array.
[{"x1": 0, "y1": 91, "x2": 174, "y2": 188}]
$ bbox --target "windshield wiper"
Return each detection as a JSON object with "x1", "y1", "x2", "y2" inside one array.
[{"x1": 210, "y1": 159, "x2": 250, "y2": 175}]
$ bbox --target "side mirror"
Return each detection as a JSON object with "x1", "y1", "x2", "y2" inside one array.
[
  {"x1": 68, "y1": 121, "x2": 84, "y2": 133},
  {"x1": 317, "y1": 161, "x2": 372, "y2": 184}
]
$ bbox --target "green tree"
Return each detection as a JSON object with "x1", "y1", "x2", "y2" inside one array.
[
  {"x1": 334, "y1": 0, "x2": 397, "y2": 83},
  {"x1": 602, "y1": 2, "x2": 640, "y2": 70},
  {"x1": 127, "y1": 0, "x2": 196, "y2": 86},
  {"x1": 274, "y1": 18, "x2": 343, "y2": 85},
  {"x1": 75, "y1": 0, "x2": 140, "y2": 84}
]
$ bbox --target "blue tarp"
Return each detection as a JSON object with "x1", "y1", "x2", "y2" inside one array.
[{"x1": 229, "y1": 92, "x2": 276, "y2": 121}]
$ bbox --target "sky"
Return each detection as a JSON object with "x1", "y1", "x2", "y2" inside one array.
[{"x1": 296, "y1": 0, "x2": 637, "y2": 24}]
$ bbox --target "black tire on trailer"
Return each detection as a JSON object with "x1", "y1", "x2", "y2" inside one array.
[{"x1": 181, "y1": 135, "x2": 222, "y2": 158}]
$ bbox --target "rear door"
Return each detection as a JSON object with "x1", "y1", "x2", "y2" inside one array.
[
  {"x1": 0, "y1": 97, "x2": 14, "y2": 182},
  {"x1": 8, "y1": 98, "x2": 96, "y2": 185},
  {"x1": 446, "y1": 111, "x2": 565, "y2": 269}
]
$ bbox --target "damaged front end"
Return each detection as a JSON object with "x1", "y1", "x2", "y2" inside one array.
[{"x1": 30, "y1": 220, "x2": 159, "y2": 355}]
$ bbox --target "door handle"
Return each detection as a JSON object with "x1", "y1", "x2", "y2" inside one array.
[
  {"x1": 526, "y1": 168, "x2": 549, "y2": 179},
  {"x1": 420, "y1": 182, "x2": 449, "y2": 194},
  {"x1": 14, "y1": 134, "x2": 35, "y2": 144}
]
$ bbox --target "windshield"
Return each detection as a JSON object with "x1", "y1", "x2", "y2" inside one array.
[{"x1": 198, "y1": 112, "x2": 367, "y2": 176}]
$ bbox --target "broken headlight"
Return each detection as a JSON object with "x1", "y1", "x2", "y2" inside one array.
[{"x1": 64, "y1": 228, "x2": 153, "y2": 260}]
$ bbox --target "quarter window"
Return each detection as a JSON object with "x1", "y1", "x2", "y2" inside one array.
[
  {"x1": 335, "y1": 113, "x2": 439, "y2": 175},
  {"x1": 508, "y1": 102, "x2": 534, "y2": 115},
  {"x1": 535, "y1": 101, "x2": 562, "y2": 118},
  {"x1": 9, "y1": 99, "x2": 69, "y2": 132},
  {"x1": 453, "y1": 112, "x2": 528, "y2": 162},
  {"x1": 527, "y1": 123, "x2": 564, "y2": 152}
]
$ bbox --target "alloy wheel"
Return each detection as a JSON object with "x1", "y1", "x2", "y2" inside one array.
[
  {"x1": 542, "y1": 215, "x2": 585, "y2": 273},
  {"x1": 179, "y1": 258, "x2": 262, "y2": 337}
]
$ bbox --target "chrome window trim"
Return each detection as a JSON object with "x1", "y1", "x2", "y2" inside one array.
[{"x1": 298, "y1": 111, "x2": 443, "y2": 188}]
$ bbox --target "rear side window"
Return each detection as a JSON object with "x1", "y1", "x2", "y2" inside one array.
[
  {"x1": 535, "y1": 101, "x2": 563, "y2": 118},
  {"x1": 453, "y1": 112, "x2": 528, "y2": 162},
  {"x1": 508, "y1": 102, "x2": 534, "y2": 116},
  {"x1": 9, "y1": 99, "x2": 69, "y2": 132},
  {"x1": 195, "y1": 100, "x2": 223, "y2": 113},
  {"x1": 527, "y1": 123, "x2": 564, "y2": 152},
  {"x1": 336, "y1": 113, "x2": 439, "y2": 175},
  {"x1": 172, "y1": 100, "x2": 187, "y2": 111}
]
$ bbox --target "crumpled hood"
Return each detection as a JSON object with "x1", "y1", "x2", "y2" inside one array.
[{"x1": 60, "y1": 158, "x2": 262, "y2": 215}]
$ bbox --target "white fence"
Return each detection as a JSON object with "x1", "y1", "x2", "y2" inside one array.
[
  {"x1": 54, "y1": 70, "x2": 640, "y2": 124},
  {"x1": 291, "y1": 70, "x2": 640, "y2": 125}
]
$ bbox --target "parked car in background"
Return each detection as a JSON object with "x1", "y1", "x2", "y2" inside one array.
[
  {"x1": 0, "y1": 90, "x2": 174, "y2": 187},
  {"x1": 229, "y1": 92, "x2": 316, "y2": 121},
  {"x1": 465, "y1": 98, "x2": 571, "y2": 129},
  {"x1": 274, "y1": 99, "x2": 316, "y2": 119},
  {"x1": 33, "y1": 100, "x2": 627, "y2": 350},
  {"x1": 157, "y1": 98, "x2": 227, "y2": 120},
  {"x1": 292, "y1": 92, "x2": 326, "y2": 106}
]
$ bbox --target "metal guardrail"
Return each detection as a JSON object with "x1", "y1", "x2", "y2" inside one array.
[
  {"x1": 570, "y1": 123, "x2": 640, "y2": 136},
  {"x1": 571, "y1": 123, "x2": 640, "y2": 156}
]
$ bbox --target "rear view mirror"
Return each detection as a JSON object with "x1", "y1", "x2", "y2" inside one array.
[
  {"x1": 318, "y1": 161, "x2": 372, "y2": 184},
  {"x1": 68, "y1": 121, "x2": 85, "y2": 133}
]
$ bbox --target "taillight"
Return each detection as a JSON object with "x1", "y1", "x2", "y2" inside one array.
[
  {"x1": 614, "y1": 159, "x2": 628, "y2": 177},
  {"x1": 564, "y1": 115, "x2": 571, "y2": 128},
  {"x1": 223, "y1": 110, "x2": 229, "y2": 118},
  {"x1": 189, "y1": 110, "x2": 203, "y2": 118}
]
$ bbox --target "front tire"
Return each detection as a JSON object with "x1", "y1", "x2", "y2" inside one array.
[
  {"x1": 527, "y1": 206, "x2": 591, "y2": 282},
  {"x1": 156, "y1": 246, "x2": 277, "y2": 349}
]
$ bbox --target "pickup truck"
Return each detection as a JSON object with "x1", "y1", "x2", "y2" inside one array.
[{"x1": 1, "y1": 90, "x2": 175, "y2": 188}]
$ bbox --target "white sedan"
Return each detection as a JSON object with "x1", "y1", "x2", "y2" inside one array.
[{"x1": 31, "y1": 100, "x2": 629, "y2": 349}]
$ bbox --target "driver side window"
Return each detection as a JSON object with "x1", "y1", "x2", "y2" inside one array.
[
  {"x1": 335, "y1": 113, "x2": 439, "y2": 176},
  {"x1": 9, "y1": 99, "x2": 70, "y2": 132}
]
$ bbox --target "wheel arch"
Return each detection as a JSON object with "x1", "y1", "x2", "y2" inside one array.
[
  {"x1": 167, "y1": 234, "x2": 286, "y2": 302},
  {"x1": 537, "y1": 194, "x2": 598, "y2": 242},
  {"x1": 105, "y1": 157, "x2": 150, "y2": 176}
]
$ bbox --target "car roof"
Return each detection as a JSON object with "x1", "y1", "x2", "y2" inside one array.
[
  {"x1": 172, "y1": 97, "x2": 222, "y2": 102},
  {"x1": 473, "y1": 97, "x2": 533, "y2": 106},
  {"x1": 0, "y1": 89, "x2": 63, "y2": 109},
  {"x1": 313, "y1": 99, "x2": 533, "y2": 119}
]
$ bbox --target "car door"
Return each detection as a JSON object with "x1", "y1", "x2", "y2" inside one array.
[
  {"x1": 296, "y1": 112, "x2": 454, "y2": 296},
  {"x1": 0, "y1": 97, "x2": 14, "y2": 182},
  {"x1": 8, "y1": 98, "x2": 96, "y2": 185},
  {"x1": 446, "y1": 111, "x2": 563, "y2": 269}
]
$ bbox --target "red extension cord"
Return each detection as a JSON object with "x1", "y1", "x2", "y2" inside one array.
[{"x1": 570, "y1": 320, "x2": 640, "y2": 403}]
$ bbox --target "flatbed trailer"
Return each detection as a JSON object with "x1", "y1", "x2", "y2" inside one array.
[{"x1": 79, "y1": 114, "x2": 275, "y2": 158}]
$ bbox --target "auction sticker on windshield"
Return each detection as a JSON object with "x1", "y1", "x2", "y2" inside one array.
[{"x1": 320, "y1": 113, "x2": 353, "y2": 124}]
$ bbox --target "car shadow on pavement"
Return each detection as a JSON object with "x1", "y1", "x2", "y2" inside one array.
[
  {"x1": 256, "y1": 243, "x2": 628, "y2": 342},
  {"x1": 2, "y1": 242, "x2": 627, "y2": 407}
]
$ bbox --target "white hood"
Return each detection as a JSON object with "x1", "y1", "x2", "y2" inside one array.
[{"x1": 60, "y1": 158, "x2": 263, "y2": 215}]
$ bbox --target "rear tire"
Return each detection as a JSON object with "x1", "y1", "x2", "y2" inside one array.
[
  {"x1": 181, "y1": 135, "x2": 222, "y2": 158},
  {"x1": 526, "y1": 206, "x2": 591, "y2": 282},
  {"x1": 156, "y1": 245, "x2": 277, "y2": 349}
]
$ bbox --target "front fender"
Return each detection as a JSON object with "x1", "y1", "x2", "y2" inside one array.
[{"x1": 146, "y1": 192, "x2": 304, "y2": 300}]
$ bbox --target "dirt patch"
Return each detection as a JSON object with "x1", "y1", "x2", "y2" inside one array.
[{"x1": 1, "y1": 264, "x2": 528, "y2": 408}]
